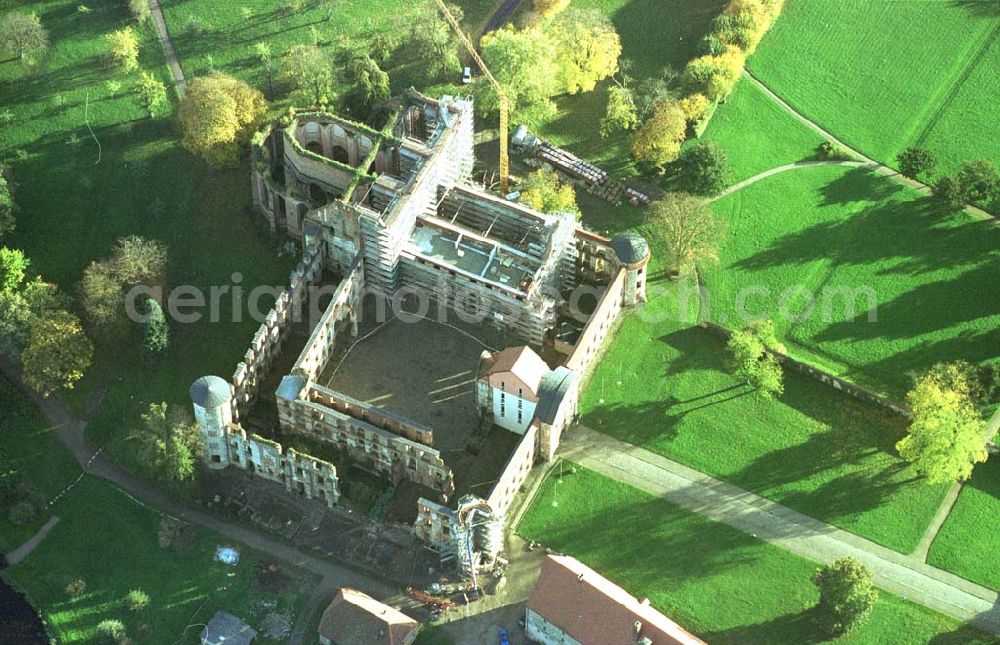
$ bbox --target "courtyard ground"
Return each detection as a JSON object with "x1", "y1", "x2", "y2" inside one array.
[{"x1": 518, "y1": 464, "x2": 993, "y2": 644}]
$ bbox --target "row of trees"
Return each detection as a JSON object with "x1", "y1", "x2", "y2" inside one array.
[{"x1": 897, "y1": 147, "x2": 1000, "y2": 214}]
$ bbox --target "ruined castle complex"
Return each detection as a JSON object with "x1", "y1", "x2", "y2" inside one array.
[{"x1": 190, "y1": 90, "x2": 650, "y2": 578}]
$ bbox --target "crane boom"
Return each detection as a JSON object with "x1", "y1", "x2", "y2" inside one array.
[{"x1": 433, "y1": 0, "x2": 510, "y2": 194}]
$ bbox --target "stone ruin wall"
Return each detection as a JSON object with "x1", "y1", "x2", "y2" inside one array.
[
  {"x1": 486, "y1": 425, "x2": 538, "y2": 518},
  {"x1": 565, "y1": 268, "x2": 626, "y2": 373},
  {"x1": 230, "y1": 239, "x2": 326, "y2": 424}
]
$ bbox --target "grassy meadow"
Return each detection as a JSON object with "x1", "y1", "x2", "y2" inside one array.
[
  {"x1": 748, "y1": 0, "x2": 1000, "y2": 174},
  {"x1": 518, "y1": 465, "x2": 990, "y2": 644},
  {"x1": 704, "y1": 164, "x2": 1000, "y2": 399}
]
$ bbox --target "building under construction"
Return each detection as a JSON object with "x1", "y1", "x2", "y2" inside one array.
[{"x1": 192, "y1": 90, "x2": 651, "y2": 581}]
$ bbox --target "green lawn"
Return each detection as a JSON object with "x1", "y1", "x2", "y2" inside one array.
[
  {"x1": 579, "y1": 278, "x2": 950, "y2": 553},
  {"x1": 695, "y1": 78, "x2": 825, "y2": 183},
  {"x1": 1, "y1": 0, "x2": 295, "y2": 474},
  {"x1": 927, "y1": 459, "x2": 1000, "y2": 591},
  {"x1": 748, "y1": 0, "x2": 1000, "y2": 174},
  {"x1": 0, "y1": 377, "x2": 81, "y2": 553},
  {"x1": 519, "y1": 465, "x2": 989, "y2": 644},
  {"x1": 4, "y1": 477, "x2": 311, "y2": 644},
  {"x1": 704, "y1": 164, "x2": 1000, "y2": 399}
]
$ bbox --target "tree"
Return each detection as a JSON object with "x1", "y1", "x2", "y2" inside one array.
[
  {"x1": 633, "y1": 73, "x2": 676, "y2": 122},
  {"x1": 65, "y1": 578, "x2": 87, "y2": 599},
  {"x1": 727, "y1": 320, "x2": 784, "y2": 399},
  {"x1": 0, "y1": 167, "x2": 14, "y2": 239},
  {"x1": 133, "y1": 403, "x2": 202, "y2": 486},
  {"x1": 125, "y1": 0, "x2": 151, "y2": 23},
  {"x1": 21, "y1": 310, "x2": 93, "y2": 396},
  {"x1": 600, "y1": 83, "x2": 638, "y2": 138},
  {"x1": 111, "y1": 235, "x2": 167, "y2": 287},
  {"x1": 142, "y1": 298, "x2": 168, "y2": 356},
  {"x1": 533, "y1": 0, "x2": 570, "y2": 18},
  {"x1": 254, "y1": 42, "x2": 275, "y2": 99},
  {"x1": 631, "y1": 99, "x2": 688, "y2": 170},
  {"x1": 133, "y1": 71, "x2": 167, "y2": 118},
  {"x1": 0, "y1": 12, "x2": 48, "y2": 61},
  {"x1": 933, "y1": 174, "x2": 965, "y2": 209},
  {"x1": 518, "y1": 169, "x2": 578, "y2": 216},
  {"x1": 96, "y1": 619, "x2": 128, "y2": 645},
  {"x1": 674, "y1": 142, "x2": 730, "y2": 196},
  {"x1": 408, "y1": 4, "x2": 464, "y2": 82},
  {"x1": 811, "y1": 558, "x2": 878, "y2": 636},
  {"x1": 711, "y1": 0, "x2": 778, "y2": 54},
  {"x1": 124, "y1": 589, "x2": 150, "y2": 612},
  {"x1": 480, "y1": 25, "x2": 559, "y2": 116},
  {"x1": 80, "y1": 259, "x2": 125, "y2": 338},
  {"x1": 896, "y1": 368, "x2": 988, "y2": 483},
  {"x1": 0, "y1": 247, "x2": 29, "y2": 292},
  {"x1": 0, "y1": 277, "x2": 62, "y2": 357},
  {"x1": 896, "y1": 147, "x2": 936, "y2": 181},
  {"x1": 105, "y1": 26, "x2": 139, "y2": 72},
  {"x1": 350, "y1": 54, "x2": 390, "y2": 117},
  {"x1": 645, "y1": 192, "x2": 725, "y2": 273},
  {"x1": 921, "y1": 361, "x2": 999, "y2": 412},
  {"x1": 178, "y1": 73, "x2": 267, "y2": 167},
  {"x1": 678, "y1": 93, "x2": 709, "y2": 124},
  {"x1": 955, "y1": 159, "x2": 1000, "y2": 206},
  {"x1": 280, "y1": 44, "x2": 333, "y2": 105},
  {"x1": 681, "y1": 45, "x2": 744, "y2": 101},
  {"x1": 549, "y1": 9, "x2": 621, "y2": 94}
]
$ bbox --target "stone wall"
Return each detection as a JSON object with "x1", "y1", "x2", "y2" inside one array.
[
  {"x1": 486, "y1": 425, "x2": 538, "y2": 517},
  {"x1": 565, "y1": 268, "x2": 626, "y2": 372},
  {"x1": 309, "y1": 385, "x2": 434, "y2": 446},
  {"x1": 698, "y1": 321, "x2": 912, "y2": 418},
  {"x1": 278, "y1": 395, "x2": 455, "y2": 499},
  {"x1": 223, "y1": 427, "x2": 341, "y2": 508},
  {"x1": 414, "y1": 497, "x2": 457, "y2": 546},
  {"x1": 230, "y1": 240, "x2": 325, "y2": 422},
  {"x1": 292, "y1": 254, "x2": 365, "y2": 383}
]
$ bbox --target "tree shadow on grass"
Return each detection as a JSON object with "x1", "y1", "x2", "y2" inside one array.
[
  {"x1": 819, "y1": 166, "x2": 903, "y2": 206},
  {"x1": 704, "y1": 606, "x2": 826, "y2": 645}
]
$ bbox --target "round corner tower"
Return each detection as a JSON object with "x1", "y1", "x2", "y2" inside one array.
[
  {"x1": 611, "y1": 231, "x2": 651, "y2": 305},
  {"x1": 189, "y1": 375, "x2": 234, "y2": 469}
]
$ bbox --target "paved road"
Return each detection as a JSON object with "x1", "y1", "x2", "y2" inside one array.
[
  {"x1": 709, "y1": 159, "x2": 870, "y2": 202},
  {"x1": 0, "y1": 357, "x2": 393, "y2": 644},
  {"x1": 147, "y1": 0, "x2": 186, "y2": 96},
  {"x1": 741, "y1": 70, "x2": 994, "y2": 221},
  {"x1": 560, "y1": 425, "x2": 1000, "y2": 635},
  {"x1": 5, "y1": 516, "x2": 61, "y2": 566}
]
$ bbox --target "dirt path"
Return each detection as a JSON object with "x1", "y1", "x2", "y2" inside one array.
[
  {"x1": 5, "y1": 516, "x2": 61, "y2": 567},
  {"x1": 740, "y1": 70, "x2": 994, "y2": 221},
  {"x1": 561, "y1": 425, "x2": 1000, "y2": 635},
  {"x1": 709, "y1": 160, "x2": 870, "y2": 202},
  {"x1": 147, "y1": 0, "x2": 186, "y2": 96}
]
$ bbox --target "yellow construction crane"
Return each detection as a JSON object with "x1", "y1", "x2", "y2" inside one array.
[{"x1": 433, "y1": 0, "x2": 510, "y2": 194}]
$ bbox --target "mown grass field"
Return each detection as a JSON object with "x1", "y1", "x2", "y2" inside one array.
[
  {"x1": 0, "y1": 377, "x2": 80, "y2": 553},
  {"x1": 518, "y1": 465, "x2": 989, "y2": 644},
  {"x1": 927, "y1": 459, "x2": 1000, "y2": 591},
  {"x1": 695, "y1": 78, "x2": 825, "y2": 183},
  {"x1": 703, "y1": 164, "x2": 1000, "y2": 399},
  {"x1": 578, "y1": 280, "x2": 950, "y2": 553},
  {"x1": 748, "y1": 0, "x2": 1000, "y2": 174}
]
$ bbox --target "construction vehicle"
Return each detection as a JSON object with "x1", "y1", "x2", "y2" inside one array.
[{"x1": 432, "y1": 0, "x2": 511, "y2": 194}]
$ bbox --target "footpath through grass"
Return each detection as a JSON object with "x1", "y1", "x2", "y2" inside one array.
[
  {"x1": 518, "y1": 465, "x2": 989, "y2": 644},
  {"x1": 748, "y1": 0, "x2": 1000, "y2": 173},
  {"x1": 579, "y1": 278, "x2": 950, "y2": 554},
  {"x1": 927, "y1": 459, "x2": 1000, "y2": 592},
  {"x1": 704, "y1": 164, "x2": 1000, "y2": 400}
]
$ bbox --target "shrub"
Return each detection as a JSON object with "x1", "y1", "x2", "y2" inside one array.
[
  {"x1": 933, "y1": 174, "x2": 965, "y2": 210},
  {"x1": 7, "y1": 500, "x2": 36, "y2": 524},
  {"x1": 678, "y1": 93, "x2": 710, "y2": 124},
  {"x1": 124, "y1": 0, "x2": 150, "y2": 23},
  {"x1": 518, "y1": 169, "x2": 578, "y2": 216},
  {"x1": 817, "y1": 140, "x2": 853, "y2": 161},
  {"x1": 124, "y1": 589, "x2": 150, "y2": 612},
  {"x1": 105, "y1": 27, "x2": 139, "y2": 72},
  {"x1": 896, "y1": 147, "x2": 936, "y2": 180},
  {"x1": 812, "y1": 557, "x2": 878, "y2": 636},
  {"x1": 674, "y1": 142, "x2": 730, "y2": 196},
  {"x1": 65, "y1": 577, "x2": 87, "y2": 599},
  {"x1": 955, "y1": 159, "x2": 1000, "y2": 206},
  {"x1": 142, "y1": 298, "x2": 168, "y2": 356},
  {"x1": 96, "y1": 619, "x2": 128, "y2": 645}
]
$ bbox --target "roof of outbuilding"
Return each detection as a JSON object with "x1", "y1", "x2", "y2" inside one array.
[
  {"x1": 317, "y1": 588, "x2": 419, "y2": 645},
  {"x1": 200, "y1": 611, "x2": 256, "y2": 645},
  {"x1": 276, "y1": 374, "x2": 306, "y2": 401},
  {"x1": 479, "y1": 346, "x2": 550, "y2": 397},
  {"x1": 189, "y1": 375, "x2": 231, "y2": 409},
  {"x1": 611, "y1": 231, "x2": 650, "y2": 266},
  {"x1": 535, "y1": 366, "x2": 577, "y2": 424},
  {"x1": 528, "y1": 555, "x2": 704, "y2": 645}
]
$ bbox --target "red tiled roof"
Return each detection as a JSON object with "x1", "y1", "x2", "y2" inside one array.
[
  {"x1": 527, "y1": 555, "x2": 704, "y2": 645},
  {"x1": 318, "y1": 588, "x2": 419, "y2": 645}
]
